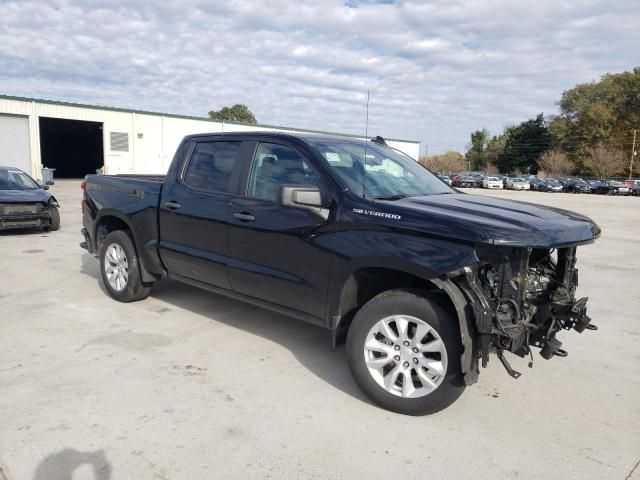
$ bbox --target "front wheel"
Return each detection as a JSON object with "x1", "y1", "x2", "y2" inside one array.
[
  {"x1": 45, "y1": 207, "x2": 60, "y2": 231},
  {"x1": 99, "y1": 230, "x2": 152, "y2": 302},
  {"x1": 346, "y1": 289, "x2": 465, "y2": 415}
]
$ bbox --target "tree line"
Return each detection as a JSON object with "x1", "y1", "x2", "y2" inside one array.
[{"x1": 421, "y1": 67, "x2": 639, "y2": 178}]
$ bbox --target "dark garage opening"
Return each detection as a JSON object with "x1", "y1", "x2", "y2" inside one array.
[{"x1": 39, "y1": 117, "x2": 104, "y2": 178}]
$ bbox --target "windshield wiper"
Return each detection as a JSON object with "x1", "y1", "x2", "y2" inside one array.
[{"x1": 371, "y1": 194, "x2": 411, "y2": 200}]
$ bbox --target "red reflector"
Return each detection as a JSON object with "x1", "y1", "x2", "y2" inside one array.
[{"x1": 81, "y1": 180, "x2": 86, "y2": 191}]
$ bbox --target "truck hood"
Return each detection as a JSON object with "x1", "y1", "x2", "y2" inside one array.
[
  {"x1": 388, "y1": 193, "x2": 601, "y2": 247},
  {"x1": 0, "y1": 189, "x2": 51, "y2": 203}
]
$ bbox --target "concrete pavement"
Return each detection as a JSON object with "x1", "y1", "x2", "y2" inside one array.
[{"x1": 1, "y1": 181, "x2": 639, "y2": 479}]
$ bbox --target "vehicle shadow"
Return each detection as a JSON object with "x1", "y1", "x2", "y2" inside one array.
[
  {"x1": 0, "y1": 227, "x2": 49, "y2": 236},
  {"x1": 78, "y1": 253, "x2": 370, "y2": 406},
  {"x1": 80, "y1": 252, "x2": 109, "y2": 296},
  {"x1": 33, "y1": 448, "x2": 112, "y2": 480}
]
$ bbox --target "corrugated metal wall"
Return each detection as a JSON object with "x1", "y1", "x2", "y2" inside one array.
[{"x1": 0, "y1": 96, "x2": 421, "y2": 179}]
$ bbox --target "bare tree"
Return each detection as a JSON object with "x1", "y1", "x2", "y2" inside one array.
[
  {"x1": 482, "y1": 163, "x2": 499, "y2": 175},
  {"x1": 583, "y1": 144, "x2": 627, "y2": 178},
  {"x1": 537, "y1": 149, "x2": 574, "y2": 176},
  {"x1": 419, "y1": 151, "x2": 466, "y2": 174}
]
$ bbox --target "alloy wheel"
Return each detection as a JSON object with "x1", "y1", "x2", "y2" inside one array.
[
  {"x1": 363, "y1": 315, "x2": 448, "y2": 398},
  {"x1": 104, "y1": 243, "x2": 129, "y2": 291}
]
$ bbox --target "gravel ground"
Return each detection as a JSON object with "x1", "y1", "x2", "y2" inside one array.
[{"x1": 1, "y1": 181, "x2": 639, "y2": 480}]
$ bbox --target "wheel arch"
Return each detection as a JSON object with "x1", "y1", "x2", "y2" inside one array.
[
  {"x1": 329, "y1": 262, "x2": 478, "y2": 384},
  {"x1": 94, "y1": 210, "x2": 134, "y2": 251},
  {"x1": 94, "y1": 211, "x2": 156, "y2": 283}
]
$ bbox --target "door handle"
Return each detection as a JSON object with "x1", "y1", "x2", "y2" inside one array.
[
  {"x1": 163, "y1": 201, "x2": 181, "y2": 210},
  {"x1": 233, "y1": 212, "x2": 255, "y2": 222}
]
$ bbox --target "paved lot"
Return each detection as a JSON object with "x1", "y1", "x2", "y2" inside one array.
[{"x1": 1, "y1": 180, "x2": 639, "y2": 480}]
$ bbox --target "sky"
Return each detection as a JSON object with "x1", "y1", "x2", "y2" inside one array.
[{"x1": 0, "y1": 0, "x2": 638, "y2": 154}]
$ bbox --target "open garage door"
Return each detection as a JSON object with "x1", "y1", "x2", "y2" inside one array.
[
  {"x1": 39, "y1": 117, "x2": 104, "y2": 178},
  {"x1": 0, "y1": 114, "x2": 31, "y2": 173}
]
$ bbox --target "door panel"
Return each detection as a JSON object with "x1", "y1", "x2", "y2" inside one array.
[
  {"x1": 159, "y1": 140, "x2": 248, "y2": 288},
  {"x1": 227, "y1": 142, "x2": 332, "y2": 318}
]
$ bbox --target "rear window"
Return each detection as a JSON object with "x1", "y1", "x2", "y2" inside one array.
[{"x1": 184, "y1": 141, "x2": 242, "y2": 193}]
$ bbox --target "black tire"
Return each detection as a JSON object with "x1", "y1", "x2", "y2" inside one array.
[
  {"x1": 346, "y1": 289, "x2": 465, "y2": 415},
  {"x1": 45, "y1": 207, "x2": 60, "y2": 231},
  {"x1": 99, "y1": 230, "x2": 152, "y2": 302}
]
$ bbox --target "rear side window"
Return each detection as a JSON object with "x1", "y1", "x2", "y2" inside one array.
[{"x1": 184, "y1": 141, "x2": 242, "y2": 193}]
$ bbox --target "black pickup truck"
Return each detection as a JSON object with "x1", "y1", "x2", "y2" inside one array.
[{"x1": 81, "y1": 132, "x2": 600, "y2": 415}]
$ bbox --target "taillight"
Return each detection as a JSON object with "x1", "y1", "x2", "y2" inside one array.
[{"x1": 81, "y1": 179, "x2": 86, "y2": 213}]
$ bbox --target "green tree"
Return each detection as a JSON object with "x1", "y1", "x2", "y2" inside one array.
[
  {"x1": 555, "y1": 67, "x2": 640, "y2": 169},
  {"x1": 485, "y1": 134, "x2": 507, "y2": 170},
  {"x1": 208, "y1": 104, "x2": 257, "y2": 124},
  {"x1": 499, "y1": 114, "x2": 550, "y2": 173},
  {"x1": 465, "y1": 129, "x2": 490, "y2": 170}
]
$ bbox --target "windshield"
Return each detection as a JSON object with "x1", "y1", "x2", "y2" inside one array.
[
  {"x1": 0, "y1": 169, "x2": 40, "y2": 190},
  {"x1": 306, "y1": 138, "x2": 453, "y2": 197},
  {"x1": 487, "y1": 177, "x2": 500, "y2": 181},
  {"x1": 547, "y1": 179, "x2": 560, "y2": 184},
  {"x1": 513, "y1": 178, "x2": 524, "y2": 183}
]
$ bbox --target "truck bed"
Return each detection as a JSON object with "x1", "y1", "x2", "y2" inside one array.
[{"x1": 83, "y1": 174, "x2": 165, "y2": 277}]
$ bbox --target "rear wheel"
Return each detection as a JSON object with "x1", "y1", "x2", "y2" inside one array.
[
  {"x1": 346, "y1": 289, "x2": 465, "y2": 415},
  {"x1": 99, "y1": 230, "x2": 152, "y2": 302}
]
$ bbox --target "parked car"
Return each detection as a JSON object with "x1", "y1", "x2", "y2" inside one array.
[
  {"x1": 539, "y1": 178, "x2": 564, "y2": 192},
  {"x1": 437, "y1": 174, "x2": 452, "y2": 186},
  {"x1": 455, "y1": 175, "x2": 482, "y2": 188},
  {"x1": 506, "y1": 177, "x2": 530, "y2": 190},
  {"x1": 468, "y1": 172, "x2": 486, "y2": 184},
  {"x1": 0, "y1": 166, "x2": 60, "y2": 231},
  {"x1": 594, "y1": 180, "x2": 630, "y2": 195},
  {"x1": 482, "y1": 176, "x2": 503, "y2": 189},
  {"x1": 586, "y1": 180, "x2": 602, "y2": 193},
  {"x1": 624, "y1": 179, "x2": 640, "y2": 196},
  {"x1": 449, "y1": 173, "x2": 462, "y2": 186},
  {"x1": 529, "y1": 178, "x2": 545, "y2": 191},
  {"x1": 563, "y1": 178, "x2": 591, "y2": 193},
  {"x1": 81, "y1": 132, "x2": 600, "y2": 415}
]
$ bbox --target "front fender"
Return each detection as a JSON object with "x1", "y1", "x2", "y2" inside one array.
[{"x1": 319, "y1": 230, "x2": 478, "y2": 322}]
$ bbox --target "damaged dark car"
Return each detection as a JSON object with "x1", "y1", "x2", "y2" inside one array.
[
  {"x1": 0, "y1": 166, "x2": 60, "y2": 231},
  {"x1": 80, "y1": 132, "x2": 599, "y2": 415}
]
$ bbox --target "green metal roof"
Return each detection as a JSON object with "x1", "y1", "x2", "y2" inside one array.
[{"x1": 0, "y1": 94, "x2": 420, "y2": 144}]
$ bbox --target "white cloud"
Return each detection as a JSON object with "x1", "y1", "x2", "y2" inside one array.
[{"x1": 0, "y1": 0, "x2": 638, "y2": 153}]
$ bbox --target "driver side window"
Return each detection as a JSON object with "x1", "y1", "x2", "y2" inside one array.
[{"x1": 247, "y1": 143, "x2": 320, "y2": 202}]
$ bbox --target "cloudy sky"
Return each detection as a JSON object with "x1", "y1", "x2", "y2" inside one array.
[{"x1": 0, "y1": 0, "x2": 638, "y2": 153}]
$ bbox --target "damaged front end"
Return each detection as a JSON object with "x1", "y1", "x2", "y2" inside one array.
[{"x1": 453, "y1": 245, "x2": 597, "y2": 380}]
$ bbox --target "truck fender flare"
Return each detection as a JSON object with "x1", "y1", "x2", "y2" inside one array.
[
  {"x1": 429, "y1": 278, "x2": 478, "y2": 385},
  {"x1": 93, "y1": 210, "x2": 156, "y2": 284}
]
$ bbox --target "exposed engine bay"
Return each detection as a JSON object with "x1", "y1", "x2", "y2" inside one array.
[{"x1": 455, "y1": 245, "x2": 597, "y2": 380}]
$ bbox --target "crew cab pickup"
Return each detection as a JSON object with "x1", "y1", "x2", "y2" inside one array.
[{"x1": 81, "y1": 132, "x2": 600, "y2": 415}]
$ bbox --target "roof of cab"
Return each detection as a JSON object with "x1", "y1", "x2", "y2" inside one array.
[{"x1": 182, "y1": 131, "x2": 382, "y2": 145}]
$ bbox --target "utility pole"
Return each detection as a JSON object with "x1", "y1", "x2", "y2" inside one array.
[{"x1": 630, "y1": 129, "x2": 637, "y2": 179}]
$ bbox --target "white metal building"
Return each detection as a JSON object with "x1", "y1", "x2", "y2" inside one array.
[{"x1": 0, "y1": 95, "x2": 420, "y2": 181}]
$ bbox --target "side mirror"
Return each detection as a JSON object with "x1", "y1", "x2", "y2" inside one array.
[
  {"x1": 281, "y1": 186, "x2": 329, "y2": 220},
  {"x1": 41, "y1": 184, "x2": 49, "y2": 190}
]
